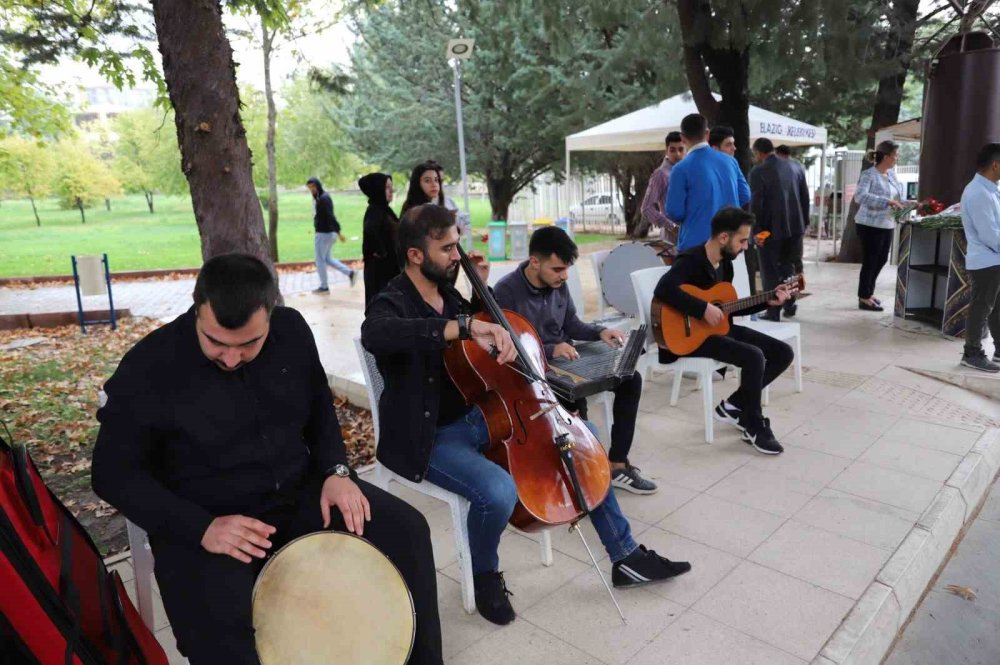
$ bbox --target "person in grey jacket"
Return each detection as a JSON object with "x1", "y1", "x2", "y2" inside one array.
[
  {"x1": 749, "y1": 138, "x2": 809, "y2": 320},
  {"x1": 853, "y1": 141, "x2": 905, "y2": 312}
]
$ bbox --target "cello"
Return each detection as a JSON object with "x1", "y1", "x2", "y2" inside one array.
[{"x1": 444, "y1": 246, "x2": 625, "y2": 620}]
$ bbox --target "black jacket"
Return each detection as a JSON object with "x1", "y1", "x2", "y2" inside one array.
[
  {"x1": 360, "y1": 272, "x2": 472, "y2": 482},
  {"x1": 312, "y1": 182, "x2": 341, "y2": 234},
  {"x1": 359, "y1": 173, "x2": 401, "y2": 306},
  {"x1": 92, "y1": 306, "x2": 349, "y2": 546},
  {"x1": 653, "y1": 245, "x2": 767, "y2": 362},
  {"x1": 749, "y1": 154, "x2": 809, "y2": 240}
]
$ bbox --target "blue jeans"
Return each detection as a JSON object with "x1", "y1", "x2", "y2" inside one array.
[
  {"x1": 425, "y1": 407, "x2": 637, "y2": 575},
  {"x1": 314, "y1": 232, "x2": 352, "y2": 287}
]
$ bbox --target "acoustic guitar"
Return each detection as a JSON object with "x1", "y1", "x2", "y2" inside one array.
[{"x1": 650, "y1": 274, "x2": 804, "y2": 356}]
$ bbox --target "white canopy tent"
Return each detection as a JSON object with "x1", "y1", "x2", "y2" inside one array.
[
  {"x1": 875, "y1": 117, "x2": 921, "y2": 145},
  {"x1": 564, "y1": 92, "x2": 830, "y2": 259}
]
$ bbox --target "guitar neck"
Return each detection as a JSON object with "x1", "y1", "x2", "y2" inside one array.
[{"x1": 719, "y1": 286, "x2": 779, "y2": 316}]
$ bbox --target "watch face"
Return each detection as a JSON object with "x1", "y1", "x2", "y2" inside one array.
[{"x1": 336, "y1": 464, "x2": 350, "y2": 477}]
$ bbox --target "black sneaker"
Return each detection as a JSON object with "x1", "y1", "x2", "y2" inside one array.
[
  {"x1": 473, "y1": 571, "x2": 515, "y2": 625},
  {"x1": 349, "y1": 270, "x2": 358, "y2": 287},
  {"x1": 993, "y1": 352, "x2": 1000, "y2": 364},
  {"x1": 313, "y1": 286, "x2": 330, "y2": 293},
  {"x1": 783, "y1": 302, "x2": 798, "y2": 318},
  {"x1": 714, "y1": 400, "x2": 744, "y2": 432},
  {"x1": 961, "y1": 353, "x2": 1000, "y2": 373},
  {"x1": 612, "y1": 545, "x2": 691, "y2": 588},
  {"x1": 741, "y1": 417, "x2": 784, "y2": 455},
  {"x1": 611, "y1": 463, "x2": 658, "y2": 495}
]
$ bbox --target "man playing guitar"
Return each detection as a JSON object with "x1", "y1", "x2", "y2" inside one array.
[
  {"x1": 362, "y1": 205, "x2": 691, "y2": 626},
  {"x1": 654, "y1": 206, "x2": 794, "y2": 454}
]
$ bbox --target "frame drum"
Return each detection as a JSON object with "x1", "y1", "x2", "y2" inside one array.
[
  {"x1": 599, "y1": 242, "x2": 672, "y2": 317},
  {"x1": 253, "y1": 531, "x2": 415, "y2": 665}
]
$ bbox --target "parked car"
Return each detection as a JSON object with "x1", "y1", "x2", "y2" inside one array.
[{"x1": 568, "y1": 193, "x2": 623, "y2": 228}]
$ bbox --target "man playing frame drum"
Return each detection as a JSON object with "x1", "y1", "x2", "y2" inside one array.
[{"x1": 92, "y1": 254, "x2": 443, "y2": 665}]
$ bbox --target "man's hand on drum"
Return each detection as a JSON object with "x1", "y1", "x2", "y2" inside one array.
[
  {"x1": 471, "y1": 319, "x2": 517, "y2": 364},
  {"x1": 321, "y1": 475, "x2": 372, "y2": 536},
  {"x1": 201, "y1": 515, "x2": 276, "y2": 563},
  {"x1": 599, "y1": 328, "x2": 625, "y2": 348}
]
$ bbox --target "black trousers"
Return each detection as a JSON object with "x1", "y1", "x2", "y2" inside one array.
[
  {"x1": 567, "y1": 372, "x2": 642, "y2": 463},
  {"x1": 856, "y1": 224, "x2": 894, "y2": 300},
  {"x1": 151, "y1": 477, "x2": 443, "y2": 665},
  {"x1": 688, "y1": 325, "x2": 794, "y2": 426},
  {"x1": 758, "y1": 234, "x2": 804, "y2": 316},
  {"x1": 964, "y1": 265, "x2": 1000, "y2": 356}
]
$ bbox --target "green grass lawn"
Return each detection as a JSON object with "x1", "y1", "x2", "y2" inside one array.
[{"x1": 0, "y1": 193, "x2": 607, "y2": 278}]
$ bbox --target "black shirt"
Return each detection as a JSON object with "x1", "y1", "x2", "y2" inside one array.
[
  {"x1": 91, "y1": 306, "x2": 348, "y2": 546},
  {"x1": 361, "y1": 273, "x2": 474, "y2": 482}
]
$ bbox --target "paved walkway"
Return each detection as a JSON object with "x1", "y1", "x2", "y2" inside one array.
[
  {"x1": 98, "y1": 249, "x2": 999, "y2": 665},
  {"x1": 0, "y1": 269, "x2": 337, "y2": 321},
  {"x1": 885, "y1": 475, "x2": 1000, "y2": 665}
]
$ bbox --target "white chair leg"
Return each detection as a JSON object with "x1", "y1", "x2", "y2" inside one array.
[
  {"x1": 450, "y1": 498, "x2": 476, "y2": 614},
  {"x1": 539, "y1": 529, "x2": 554, "y2": 567},
  {"x1": 701, "y1": 369, "x2": 714, "y2": 444},
  {"x1": 669, "y1": 368, "x2": 683, "y2": 406},
  {"x1": 126, "y1": 520, "x2": 155, "y2": 632},
  {"x1": 601, "y1": 394, "x2": 614, "y2": 444},
  {"x1": 372, "y1": 462, "x2": 391, "y2": 491},
  {"x1": 763, "y1": 385, "x2": 770, "y2": 406},
  {"x1": 794, "y1": 334, "x2": 803, "y2": 393}
]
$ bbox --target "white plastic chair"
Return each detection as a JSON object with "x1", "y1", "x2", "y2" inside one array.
[
  {"x1": 630, "y1": 267, "x2": 726, "y2": 443},
  {"x1": 590, "y1": 249, "x2": 613, "y2": 319},
  {"x1": 97, "y1": 389, "x2": 160, "y2": 634},
  {"x1": 353, "y1": 338, "x2": 553, "y2": 614},
  {"x1": 732, "y1": 253, "x2": 803, "y2": 394}
]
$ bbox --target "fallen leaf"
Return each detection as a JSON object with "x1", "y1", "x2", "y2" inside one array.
[{"x1": 944, "y1": 584, "x2": 977, "y2": 601}]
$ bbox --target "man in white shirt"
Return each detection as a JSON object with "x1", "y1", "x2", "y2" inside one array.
[{"x1": 960, "y1": 143, "x2": 1000, "y2": 372}]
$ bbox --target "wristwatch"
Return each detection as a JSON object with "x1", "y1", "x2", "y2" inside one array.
[
  {"x1": 457, "y1": 313, "x2": 472, "y2": 340},
  {"x1": 324, "y1": 463, "x2": 351, "y2": 479}
]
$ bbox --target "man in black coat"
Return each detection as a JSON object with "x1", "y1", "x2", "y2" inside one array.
[{"x1": 749, "y1": 138, "x2": 809, "y2": 320}]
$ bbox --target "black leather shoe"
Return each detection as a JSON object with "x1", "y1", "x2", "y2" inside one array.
[
  {"x1": 783, "y1": 303, "x2": 798, "y2": 318},
  {"x1": 858, "y1": 301, "x2": 884, "y2": 312},
  {"x1": 474, "y1": 571, "x2": 515, "y2": 625},
  {"x1": 759, "y1": 311, "x2": 781, "y2": 322}
]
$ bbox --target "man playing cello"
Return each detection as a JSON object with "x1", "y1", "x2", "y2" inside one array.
[{"x1": 361, "y1": 205, "x2": 691, "y2": 626}]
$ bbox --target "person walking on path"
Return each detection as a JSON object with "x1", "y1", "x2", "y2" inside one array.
[
  {"x1": 960, "y1": 143, "x2": 1000, "y2": 372},
  {"x1": 749, "y1": 138, "x2": 809, "y2": 321},
  {"x1": 307, "y1": 176, "x2": 356, "y2": 293},
  {"x1": 666, "y1": 113, "x2": 751, "y2": 252},
  {"x1": 359, "y1": 172, "x2": 401, "y2": 308},
  {"x1": 635, "y1": 131, "x2": 686, "y2": 244},
  {"x1": 853, "y1": 141, "x2": 905, "y2": 312}
]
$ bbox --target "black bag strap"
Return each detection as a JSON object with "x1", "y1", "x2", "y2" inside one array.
[
  {"x1": 11, "y1": 446, "x2": 55, "y2": 546},
  {"x1": 58, "y1": 514, "x2": 81, "y2": 665}
]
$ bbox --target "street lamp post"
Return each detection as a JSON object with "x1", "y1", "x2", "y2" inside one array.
[{"x1": 446, "y1": 39, "x2": 474, "y2": 227}]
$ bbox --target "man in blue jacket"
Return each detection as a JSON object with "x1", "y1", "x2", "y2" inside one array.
[
  {"x1": 667, "y1": 114, "x2": 751, "y2": 251},
  {"x1": 960, "y1": 143, "x2": 1000, "y2": 372}
]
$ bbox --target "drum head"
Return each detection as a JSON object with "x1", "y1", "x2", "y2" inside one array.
[
  {"x1": 599, "y1": 243, "x2": 668, "y2": 317},
  {"x1": 253, "y1": 532, "x2": 415, "y2": 665}
]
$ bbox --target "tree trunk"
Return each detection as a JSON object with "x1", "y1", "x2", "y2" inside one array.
[
  {"x1": 145, "y1": 190, "x2": 155, "y2": 213},
  {"x1": 26, "y1": 182, "x2": 40, "y2": 226},
  {"x1": 76, "y1": 197, "x2": 85, "y2": 224},
  {"x1": 838, "y1": 0, "x2": 920, "y2": 263},
  {"x1": 960, "y1": 0, "x2": 994, "y2": 33},
  {"x1": 150, "y1": 0, "x2": 272, "y2": 270},
  {"x1": 676, "y1": 0, "x2": 752, "y2": 174},
  {"x1": 262, "y1": 19, "x2": 280, "y2": 263},
  {"x1": 485, "y1": 175, "x2": 515, "y2": 221}
]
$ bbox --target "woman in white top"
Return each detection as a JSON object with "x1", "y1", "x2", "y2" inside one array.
[{"x1": 853, "y1": 141, "x2": 905, "y2": 312}]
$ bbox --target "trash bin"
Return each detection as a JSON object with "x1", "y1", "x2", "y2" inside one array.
[
  {"x1": 487, "y1": 221, "x2": 507, "y2": 261},
  {"x1": 509, "y1": 221, "x2": 529, "y2": 260},
  {"x1": 530, "y1": 218, "x2": 553, "y2": 237},
  {"x1": 554, "y1": 217, "x2": 573, "y2": 239}
]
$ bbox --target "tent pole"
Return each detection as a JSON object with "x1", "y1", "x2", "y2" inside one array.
[
  {"x1": 565, "y1": 145, "x2": 571, "y2": 223},
  {"x1": 816, "y1": 142, "x2": 827, "y2": 263}
]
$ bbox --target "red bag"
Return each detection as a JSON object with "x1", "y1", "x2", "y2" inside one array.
[{"x1": 0, "y1": 424, "x2": 168, "y2": 665}]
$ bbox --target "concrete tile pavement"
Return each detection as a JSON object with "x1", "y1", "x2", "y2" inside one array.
[{"x1": 96, "y1": 250, "x2": 1000, "y2": 664}]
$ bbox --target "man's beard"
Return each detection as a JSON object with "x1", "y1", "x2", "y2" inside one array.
[
  {"x1": 420, "y1": 259, "x2": 458, "y2": 285},
  {"x1": 721, "y1": 244, "x2": 742, "y2": 262}
]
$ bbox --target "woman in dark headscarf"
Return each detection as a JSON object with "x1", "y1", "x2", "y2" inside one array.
[
  {"x1": 359, "y1": 172, "x2": 401, "y2": 306},
  {"x1": 400, "y1": 160, "x2": 459, "y2": 219}
]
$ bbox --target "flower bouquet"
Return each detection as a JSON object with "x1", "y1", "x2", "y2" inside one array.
[{"x1": 909, "y1": 202, "x2": 962, "y2": 230}]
